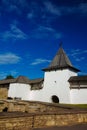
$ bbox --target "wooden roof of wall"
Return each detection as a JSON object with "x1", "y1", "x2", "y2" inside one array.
[
  {"x1": 68, "y1": 75, "x2": 87, "y2": 82},
  {"x1": 0, "y1": 76, "x2": 44, "y2": 85}
]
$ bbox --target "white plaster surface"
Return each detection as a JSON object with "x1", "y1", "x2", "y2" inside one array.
[
  {"x1": 8, "y1": 83, "x2": 31, "y2": 100},
  {"x1": 70, "y1": 88, "x2": 87, "y2": 104},
  {"x1": 7, "y1": 69, "x2": 87, "y2": 104}
]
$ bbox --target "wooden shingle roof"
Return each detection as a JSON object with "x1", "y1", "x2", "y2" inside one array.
[
  {"x1": 15, "y1": 76, "x2": 30, "y2": 84},
  {"x1": 29, "y1": 78, "x2": 44, "y2": 84},
  {"x1": 0, "y1": 76, "x2": 30, "y2": 85},
  {"x1": 68, "y1": 75, "x2": 87, "y2": 82},
  {"x1": 0, "y1": 78, "x2": 16, "y2": 84},
  {"x1": 0, "y1": 76, "x2": 44, "y2": 85},
  {"x1": 42, "y1": 46, "x2": 80, "y2": 72}
]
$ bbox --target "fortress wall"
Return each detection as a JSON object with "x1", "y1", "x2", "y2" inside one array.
[
  {"x1": 0, "y1": 88, "x2": 8, "y2": 99},
  {"x1": 0, "y1": 113, "x2": 87, "y2": 129}
]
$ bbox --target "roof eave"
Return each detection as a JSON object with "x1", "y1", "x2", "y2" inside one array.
[{"x1": 42, "y1": 66, "x2": 80, "y2": 72}]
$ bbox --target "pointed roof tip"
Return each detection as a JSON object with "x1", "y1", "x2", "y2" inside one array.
[
  {"x1": 42, "y1": 43, "x2": 80, "y2": 72},
  {"x1": 59, "y1": 41, "x2": 63, "y2": 48}
]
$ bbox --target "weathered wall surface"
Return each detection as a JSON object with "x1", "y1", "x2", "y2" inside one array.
[
  {"x1": 34, "y1": 113, "x2": 87, "y2": 128},
  {"x1": 0, "y1": 100, "x2": 71, "y2": 113},
  {"x1": 0, "y1": 88, "x2": 8, "y2": 99},
  {"x1": 0, "y1": 100, "x2": 87, "y2": 129},
  {"x1": 0, "y1": 113, "x2": 87, "y2": 130},
  {"x1": 0, "y1": 114, "x2": 33, "y2": 130}
]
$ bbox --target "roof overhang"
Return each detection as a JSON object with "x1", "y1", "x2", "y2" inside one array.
[{"x1": 42, "y1": 65, "x2": 80, "y2": 72}]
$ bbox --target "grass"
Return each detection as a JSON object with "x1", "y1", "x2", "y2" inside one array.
[{"x1": 60, "y1": 104, "x2": 87, "y2": 109}]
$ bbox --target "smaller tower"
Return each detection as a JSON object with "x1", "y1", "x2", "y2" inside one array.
[{"x1": 42, "y1": 44, "x2": 80, "y2": 103}]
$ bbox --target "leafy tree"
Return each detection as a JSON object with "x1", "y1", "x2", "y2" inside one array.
[{"x1": 5, "y1": 75, "x2": 14, "y2": 79}]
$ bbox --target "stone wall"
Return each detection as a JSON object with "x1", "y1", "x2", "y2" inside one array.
[
  {"x1": 0, "y1": 88, "x2": 8, "y2": 99},
  {"x1": 0, "y1": 100, "x2": 73, "y2": 113},
  {"x1": 0, "y1": 100, "x2": 87, "y2": 129},
  {"x1": 0, "y1": 112, "x2": 87, "y2": 130},
  {"x1": 34, "y1": 113, "x2": 87, "y2": 128},
  {"x1": 0, "y1": 113, "x2": 33, "y2": 130}
]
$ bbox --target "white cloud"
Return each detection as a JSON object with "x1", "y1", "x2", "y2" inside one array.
[
  {"x1": 75, "y1": 57, "x2": 85, "y2": 62},
  {"x1": 71, "y1": 49, "x2": 87, "y2": 56},
  {"x1": 1, "y1": 0, "x2": 29, "y2": 14},
  {"x1": 1, "y1": 0, "x2": 21, "y2": 15},
  {"x1": 0, "y1": 70, "x2": 18, "y2": 79},
  {"x1": 44, "y1": 1, "x2": 87, "y2": 16},
  {"x1": 69, "y1": 49, "x2": 87, "y2": 63},
  {"x1": 38, "y1": 26, "x2": 55, "y2": 32},
  {"x1": 30, "y1": 58, "x2": 51, "y2": 65},
  {"x1": 29, "y1": 25, "x2": 62, "y2": 39},
  {"x1": 0, "y1": 72, "x2": 7, "y2": 79},
  {"x1": 10, "y1": 70, "x2": 18, "y2": 77},
  {"x1": 44, "y1": 1, "x2": 61, "y2": 16},
  {"x1": 79, "y1": 3, "x2": 87, "y2": 14},
  {"x1": 1, "y1": 24, "x2": 28, "y2": 41},
  {"x1": 0, "y1": 53, "x2": 21, "y2": 64}
]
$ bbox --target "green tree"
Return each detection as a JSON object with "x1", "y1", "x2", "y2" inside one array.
[{"x1": 5, "y1": 75, "x2": 14, "y2": 79}]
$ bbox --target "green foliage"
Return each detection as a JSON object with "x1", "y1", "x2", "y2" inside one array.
[
  {"x1": 5, "y1": 75, "x2": 14, "y2": 79},
  {"x1": 60, "y1": 104, "x2": 87, "y2": 109}
]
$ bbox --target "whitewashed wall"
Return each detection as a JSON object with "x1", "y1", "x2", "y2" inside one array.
[
  {"x1": 8, "y1": 69, "x2": 84, "y2": 104},
  {"x1": 28, "y1": 69, "x2": 77, "y2": 103},
  {"x1": 8, "y1": 83, "x2": 31, "y2": 100},
  {"x1": 70, "y1": 86, "x2": 87, "y2": 104},
  {"x1": 43, "y1": 69, "x2": 77, "y2": 103}
]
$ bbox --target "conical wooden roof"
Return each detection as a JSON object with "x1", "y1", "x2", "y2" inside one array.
[{"x1": 43, "y1": 46, "x2": 80, "y2": 72}]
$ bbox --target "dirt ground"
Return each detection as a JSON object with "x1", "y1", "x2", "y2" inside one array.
[{"x1": 34, "y1": 124, "x2": 87, "y2": 130}]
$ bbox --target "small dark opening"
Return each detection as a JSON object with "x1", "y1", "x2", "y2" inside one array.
[
  {"x1": 2, "y1": 107, "x2": 8, "y2": 112},
  {"x1": 7, "y1": 97, "x2": 13, "y2": 100},
  {"x1": 51, "y1": 95, "x2": 59, "y2": 103}
]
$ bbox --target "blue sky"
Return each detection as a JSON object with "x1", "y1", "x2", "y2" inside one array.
[{"x1": 0, "y1": 0, "x2": 87, "y2": 79}]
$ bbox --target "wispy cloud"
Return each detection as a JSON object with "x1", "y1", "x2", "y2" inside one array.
[
  {"x1": 44, "y1": 1, "x2": 61, "y2": 16},
  {"x1": 0, "y1": 53, "x2": 21, "y2": 64},
  {"x1": 79, "y1": 3, "x2": 87, "y2": 14},
  {"x1": 44, "y1": 1, "x2": 87, "y2": 16},
  {"x1": 9, "y1": 70, "x2": 18, "y2": 77},
  {"x1": 1, "y1": 0, "x2": 29, "y2": 15},
  {"x1": 0, "y1": 70, "x2": 18, "y2": 79},
  {"x1": 75, "y1": 57, "x2": 85, "y2": 62},
  {"x1": 1, "y1": 0, "x2": 21, "y2": 15},
  {"x1": 1, "y1": 0, "x2": 87, "y2": 19},
  {"x1": 0, "y1": 72, "x2": 7, "y2": 79},
  {"x1": 69, "y1": 49, "x2": 87, "y2": 62},
  {"x1": 29, "y1": 25, "x2": 62, "y2": 39},
  {"x1": 1, "y1": 24, "x2": 28, "y2": 41},
  {"x1": 30, "y1": 58, "x2": 51, "y2": 65},
  {"x1": 71, "y1": 49, "x2": 87, "y2": 56}
]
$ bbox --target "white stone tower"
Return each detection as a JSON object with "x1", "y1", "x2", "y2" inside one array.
[{"x1": 42, "y1": 45, "x2": 80, "y2": 103}]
